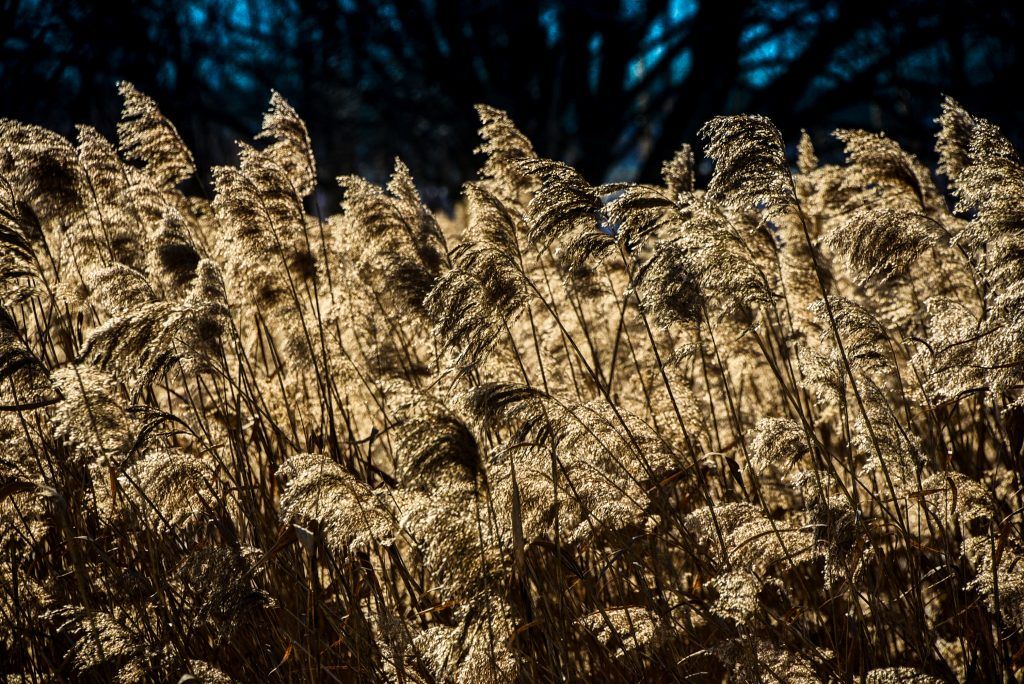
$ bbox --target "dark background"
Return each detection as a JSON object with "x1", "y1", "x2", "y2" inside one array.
[{"x1": 3, "y1": 0, "x2": 1022, "y2": 206}]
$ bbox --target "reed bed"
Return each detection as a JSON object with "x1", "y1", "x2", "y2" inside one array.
[{"x1": 0, "y1": 86, "x2": 1022, "y2": 682}]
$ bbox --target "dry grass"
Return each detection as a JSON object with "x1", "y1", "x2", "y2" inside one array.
[{"x1": 0, "y1": 87, "x2": 1022, "y2": 682}]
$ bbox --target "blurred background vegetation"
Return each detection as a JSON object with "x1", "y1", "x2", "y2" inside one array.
[{"x1": 2, "y1": 0, "x2": 1022, "y2": 205}]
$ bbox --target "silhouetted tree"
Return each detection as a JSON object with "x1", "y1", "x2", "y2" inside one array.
[{"x1": 3, "y1": 0, "x2": 1022, "y2": 199}]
